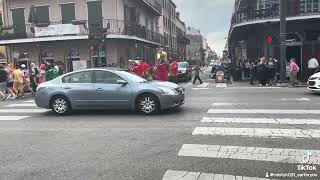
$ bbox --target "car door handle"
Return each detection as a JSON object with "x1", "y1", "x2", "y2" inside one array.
[
  {"x1": 96, "y1": 88, "x2": 103, "y2": 92},
  {"x1": 64, "y1": 86, "x2": 71, "y2": 90}
]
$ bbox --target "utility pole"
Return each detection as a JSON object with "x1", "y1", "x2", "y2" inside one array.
[{"x1": 280, "y1": 0, "x2": 287, "y2": 82}]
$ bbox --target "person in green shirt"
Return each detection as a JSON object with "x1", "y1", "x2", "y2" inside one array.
[{"x1": 45, "y1": 65, "x2": 59, "y2": 81}]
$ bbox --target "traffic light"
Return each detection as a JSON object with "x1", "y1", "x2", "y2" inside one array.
[{"x1": 267, "y1": 36, "x2": 273, "y2": 44}]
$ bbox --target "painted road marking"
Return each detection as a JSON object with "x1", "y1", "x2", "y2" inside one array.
[
  {"x1": 163, "y1": 170, "x2": 274, "y2": 180},
  {"x1": 0, "y1": 116, "x2": 29, "y2": 121},
  {"x1": 24, "y1": 100, "x2": 35, "y2": 103},
  {"x1": 192, "y1": 88, "x2": 210, "y2": 90},
  {"x1": 192, "y1": 127, "x2": 320, "y2": 139},
  {"x1": 196, "y1": 83, "x2": 209, "y2": 88},
  {"x1": 201, "y1": 117, "x2": 320, "y2": 125},
  {"x1": 0, "y1": 109, "x2": 49, "y2": 113},
  {"x1": 216, "y1": 83, "x2": 227, "y2": 88},
  {"x1": 208, "y1": 109, "x2": 320, "y2": 114},
  {"x1": 6, "y1": 103, "x2": 37, "y2": 107},
  {"x1": 178, "y1": 144, "x2": 320, "y2": 164},
  {"x1": 280, "y1": 98, "x2": 310, "y2": 101},
  {"x1": 227, "y1": 87, "x2": 282, "y2": 89},
  {"x1": 212, "y1": 103, "x2": 246, "y2": 106}
]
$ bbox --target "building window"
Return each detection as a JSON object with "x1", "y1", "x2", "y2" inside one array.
[
  {"x1": 61, "y1": 3, "x2": 76, "y2": 24},
  {"x1": 301, "y1": 0, "x2": 319, "y2": 13},
  {"x1": 34, "y1": 5, "x2": 50, "y2": 23}
]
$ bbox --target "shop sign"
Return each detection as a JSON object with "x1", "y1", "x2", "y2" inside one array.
[{"x1": 35, "y1": 24, "x2": 81, "y2": 37}]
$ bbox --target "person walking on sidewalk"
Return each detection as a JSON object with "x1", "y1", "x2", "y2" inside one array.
[
  {"x1": 307, "y1": 56, "x2": 319, "y2": 78},
  {"x1": 192, "y1": 64, "x2": 203, "y2": 84},
  {"x1": 289, "y1": 58, "x2": 300, "y2": 87},
  {"x1": 13, "y1": 64, "x2": 26, "y2": 98},
  {"x1": 258, "y1": 57, "x2": 269, "y2": 86},
  {"x1": 0, "y1": 64, "x2": 8, "y2": 101},
  {"x1": 250, "y1": 60, "x2": 258, "y2": 85},
  {"x1": 30, "y1": 63, "x2": 39, "y2": 95},
  {"x1": 4, "y1": 64, "x2": 17, "y2": 99}
]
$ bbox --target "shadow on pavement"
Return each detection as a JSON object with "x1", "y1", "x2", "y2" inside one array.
[{"x1": 42, "y1": 107, "x2": 186, "y2": 117}]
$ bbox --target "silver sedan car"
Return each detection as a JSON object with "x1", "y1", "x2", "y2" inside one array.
[{"x1": 35, "y1": 68, "x2": 185, "y2": 115}]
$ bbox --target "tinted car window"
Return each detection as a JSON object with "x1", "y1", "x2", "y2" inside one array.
[
  {"x1": 62, "y1": 71, "x2": 93, "y2": 83},
  {"x1": 94, "y1": 70, "x2": 123, "y2": 84}
]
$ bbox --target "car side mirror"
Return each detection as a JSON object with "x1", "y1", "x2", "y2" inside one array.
[{"x1": 117, "y1": 80, "x2": 128, "y2": 85}]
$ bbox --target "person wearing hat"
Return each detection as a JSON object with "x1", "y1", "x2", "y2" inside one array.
[{"x1": 12, "y1": 64, "x2": 26, "y2": 97}]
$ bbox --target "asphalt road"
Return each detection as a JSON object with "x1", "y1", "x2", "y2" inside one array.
[{"x1": 0, "y1": 68, "x2": 320, "y2": 180}]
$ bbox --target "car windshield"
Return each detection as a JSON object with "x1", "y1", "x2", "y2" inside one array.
[
  {"x1": 178, "y1": 63, "x2": 187, "y2": 68},
  {"x1": 117, "y1": 71, "x2": 147, "y2": 83}
]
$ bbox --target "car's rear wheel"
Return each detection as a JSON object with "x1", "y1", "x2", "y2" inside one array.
[
  {"x1": 50, "y1": 96, "x2": 71, "y2": 115},
  {"x1": 136, "y1": 94, "x2": 159, "y2": 114}
]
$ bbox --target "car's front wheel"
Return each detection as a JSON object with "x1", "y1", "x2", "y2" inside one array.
[
  {"x1": 136, "y1": 94, "x2": 159, "y2": 114},
  {"x1": 51, "y1": 96, "x2": 71, "y2": 115}
]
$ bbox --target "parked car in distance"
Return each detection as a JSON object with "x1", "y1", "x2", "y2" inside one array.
[
  {"x1": 307, "y1": 72, "x2": 320, "y2": 92},
  {"x1": 35, "y1": 68, "x2": 185, "y2": 115},
  {"x1": 177, "y1": 62, "x2": 192, "y2": 82}
]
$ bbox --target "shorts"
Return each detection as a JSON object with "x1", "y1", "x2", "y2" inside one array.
[
  {"x1": 7, "y1": 82, "x2": 13, "y2": 88},
  {"x1": 13, "y1": 82, "x2": 24, "y2": 92},
  {"x1": 0, "y1": 82, "x2": 6, "y2": 91}
]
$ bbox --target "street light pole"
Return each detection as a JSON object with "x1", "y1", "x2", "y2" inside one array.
[{"x1": 280, "y1": 0, "x2": 287, "y2": 82}]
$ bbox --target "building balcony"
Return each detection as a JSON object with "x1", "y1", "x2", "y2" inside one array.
[
  {"x1": 140, "y1": 0, "x2": 162, "y2": 16},
  {"x1": 0, "y1": 19, "x2": 165, "y2": 46},
  {"x1": 231, "y1": 0, "x2": 320, "y2": 27},
  {"x1": 103, "y1": 19, "x2": 164, "y2": 45}
]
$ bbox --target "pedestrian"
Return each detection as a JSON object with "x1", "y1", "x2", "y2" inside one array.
[
  {"x1": 13, "y1": 64, "x2": 26, "y2": 98},
  {"x1": 30, "y1": 63, "x2": 39, "y2": 95},
  {"x1": 192, "y1": 63, "x2": 203, "y2": 84},
  {"x1": 4, "y1": 64, "x2": 18, "y2": 100},
  {"x1": 45, "y1": 64, "x2": 59, "y2": 81},
  {"x1": 289, "y1": 58, "x2": 300, "y2": 87},
  {"x1": 244, "y1": 60, "x2": 251, "y2": 79},
  {"x1": 0, "y1": 64, "x2": 8, "y2": 101},
  {"x1": 38, "y1": 64, "x2": 47, "y2": 83},
  {"x1": 307, "y1": 56, "x2": 319, "y2": 78},
  {"x1": 250, "y1": 60, "x2": 258, "y2": 85},
  {"x1": 258, "y1": 57, "x2": 269, "y2": 86},
  {"x1": 132, "y1": 61, "x2": 143, "y2": 77},
  {"x1": 170, "y1": 59, "x2": 178, "y2": 83},
  {"x1": 156, "y1": 56, "x2": 169, "y2": 81}
]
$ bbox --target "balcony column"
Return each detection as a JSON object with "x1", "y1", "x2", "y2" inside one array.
[{"x1": 280, "y1": 0, "x2": 287, "y2": 82}]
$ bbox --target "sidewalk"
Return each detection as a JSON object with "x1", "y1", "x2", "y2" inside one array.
[{"x1": 230, "y1": 78, "x2": 308, "y2": 88}]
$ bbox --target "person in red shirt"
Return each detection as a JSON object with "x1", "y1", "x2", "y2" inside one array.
[
  {"x1": 170, "y1": 59, "x2": 178, "y2": 83},
  {"x1": 157, "y1": 59, "x2": 169, "y2": 81},
  {"x1": 132, "y1": 62, "x2": 143, "y2": 77}
]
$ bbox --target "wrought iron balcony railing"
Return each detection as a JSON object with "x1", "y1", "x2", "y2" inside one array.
[
  {"x1": 231, "y1": 0, "x2": 320, "y2": 25},
  {"x1": 0, "y1": 19, "x2": 165, "y2": 45},
  {"x1": 140, "y1": 0, "x2": 162, "y2": 15}
]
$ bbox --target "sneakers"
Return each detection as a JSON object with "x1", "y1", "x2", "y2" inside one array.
[{"x1": 2, "y1": 95, "x2": 7, "y2": 101}]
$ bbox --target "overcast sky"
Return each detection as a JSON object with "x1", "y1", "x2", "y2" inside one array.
[{"x1": 173, "y1": 0, "x2": 234, "y2": 56}]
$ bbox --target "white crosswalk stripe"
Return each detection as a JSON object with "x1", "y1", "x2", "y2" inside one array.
[
  {"x1": 163, "y1": 104, "x2": 320, "y2": 179},
  {"x1": 197, "y1": 83, "x2": 209, "y2": 88},
  {"x1": 201, "y1": 117, "x2": 320, "y2": 125},
  {"x1": 6, "y1": 103, "x2": 37, "y2": 107},
  {"x1": 192, "y1": 127, "x2": 320, "y2": 139},
  {"x1": 0, "y1": 116, "x2": 29, "y2": 121},
  {"x1": 0, "y1": 109, "x2": 49, "y2": 113},
  {"x1": 216, "y1": 83, "x2": 227, "y2": 88},
  {"x1": 208, "y1": 109, "x2": 320, "y2": 114},
  {"x1": 178, "y1": 144, "x2": 320, "y2": 164},
  {"x1": 163, "y1": 170, "x2": 274, "y2": 180},
  {"x1": 0, "y1": 99, "x2": 48, "y2": 120}
]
